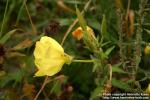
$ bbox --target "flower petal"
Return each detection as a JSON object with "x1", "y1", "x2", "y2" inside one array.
[
  {"x1": 35, "y1": 60, "x2": 64, "y2": 76},
  {"x1": 40, "y1": 36, "x2": 64, "y2": 53},
  {"x1": 34, "y1": 36, "x2": 73, "y2": 77}
]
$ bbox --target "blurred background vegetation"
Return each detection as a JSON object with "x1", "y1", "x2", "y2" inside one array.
[{"x1": 0, "y1": 0, "x2": 150, "y2": 100}]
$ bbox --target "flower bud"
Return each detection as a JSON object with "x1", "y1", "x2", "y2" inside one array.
[{"x1": 72, "y1": 26, "x2": 95, "y2": 40}]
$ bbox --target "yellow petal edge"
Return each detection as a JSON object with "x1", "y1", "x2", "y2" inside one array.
[
  {"x1": 145, "y1": 84, "x2": 150, "y2": 93},
  {"x1": 144, "y1": 44, "x2": 150, "y2": 55}
]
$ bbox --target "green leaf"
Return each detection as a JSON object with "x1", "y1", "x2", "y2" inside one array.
[
  {"x1": 91, "y1": 56, "x2": 103, "y2": 72},
  {"x1": 11, "y1": 39, "x2": 33, "y2": 50},
  {"x1": 32, "y1": 33, "x2": 44, "y2": 43},
  {"x1": 101, "y1": 15, "x2": 107, "y2": 39},
  {"x1": 112, "y1": 63, "x2": 127, "y2": 74},
  {"x1": 76, "y1": 8, "x2": 87, "y2": 30},
  {"x1": 112, "y1": 78, "x2": 131, "y2": 91},
  {"x1": 51, "y1": 80, "x2": 61, "y2": 96},
  {"x1": 90, "y1": 86, "x2": 103, "y2": 100},
  {"x1": 101, "y1": 41, "x2": 111, "y2": 47},
  {"x1": 88, "y1": 19, "x2": 101, "y2": 31},
  {"x1": 92, "y1": 63, "x2": 101, "y2": 72},
  {"x1": 0, "y1": 29, "x2": 17, "y2": 44},
  {"x1": 105, "y1": 46, "x2": 115, "y2": 57},
  {"x1": 144, "y1": 29, "x2": 150, "y2": 35},
  {"x1": 0, "y1": 70, "x2": 23, "y2": 88},
  {"x1": 58, "y1": 18, "x2": 74, "y2": 26},
  {"x1": 112, "y1": 62, "x2": 122, "y2": 67}
]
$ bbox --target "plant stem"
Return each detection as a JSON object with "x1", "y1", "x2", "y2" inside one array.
[
  {"x1": 116, "y1": 9, "x2": 126, "y2": 69},
  {"x1": 108, "y1": 64, "x2": 112, "y2": 82},
  {"x1": 134, "y1": 0, "x2": 148, "y2": 74},
  {"x1": 73, "y1": 59, "x2": 95, "y2": 63},
  {"x1": 34, "y1": 76, "x2": 49, "y2": 100},
  {"x1": 24, "y1": 0, "x2": 37, "y2": 34},
  {"x1": 125, "y1": 0, "x2": 131, "y2": 20},
  {"x1": 15, "y1": 0, "x2": 24, "y2": 25}
]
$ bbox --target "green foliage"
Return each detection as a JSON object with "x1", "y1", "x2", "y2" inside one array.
[
  {"x1": 0, "y1": 0, "x2": 150, "y2": 99},
  {"x1": 76, "y1": 8, "x2": 87, "y2": 31},
  {"x1": 51, "y1": 80, "x2": 62, "y2": 95},
  {"x1": 90, "y1": 86, "x2": 103, "y2": 100},
  {"x1": 0, "y1": 69, "x2": 24, "y2": 88},
  {"x1": 104, "y1": 46, "x2": 115, "y2": 58},
  {"x1": 101, "y1": 15, "x2": 107, "y2": 40},
  {"x1": 112, "y1": 63, "x2": 127, "y2": 74},
  {"x1": 112, "y1": 78, "x2": 131, "y2": 91},
  {"x1": 0, "y1": 29, "x2": 17, "y2": 44}
]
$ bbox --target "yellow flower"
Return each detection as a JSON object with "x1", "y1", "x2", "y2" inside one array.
[
  {"x1": 145, "y1": 84, "x2": 150, "y2": 93},
  {"x1": 72, "y1": 26, "x2": 95, "y2": 40},
  {"x1": 144, "y1": 44, "x2": 150, "y2": 55},
  {"x1": 34, "y1": 36, "x2": 73, "y2": 77}
]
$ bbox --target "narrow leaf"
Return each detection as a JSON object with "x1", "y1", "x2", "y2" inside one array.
[
  {"x1": 76, "y1": 8, "x2": 87, "y2": 30},
  {"x1": 105, "y1": 46, "x2": 115, "y2": 56},
  {"x1": 51, "y1": 80, "x2": 61, "y2": 96},
  {"x1": 144, "y1": 29, "x2": 150, "y2": 35},
  {"x1": 101, "y1": 41, "x2": 111, "y2": 47},
  {"x1": 6, "y1": 52, "x2": 26, "y2": 58},
  {"x1": 112, "y1": 65, "x2": 127, "y2": 74},
  {"x1": 101, "y1": 15, "x2": 107, "y2": 39},
  {"x1": 112, "y1": 78, "x2": 131, "y2": 91},
  {"x1": 11, "y1": 39, "x2": 32, "y2": 50},
  {"x1": 90, "y1": 86, "x2": 103, "y2": 100},
  {"x1": 0, "y1": 29, "x2": 17, "y2": 44}
]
